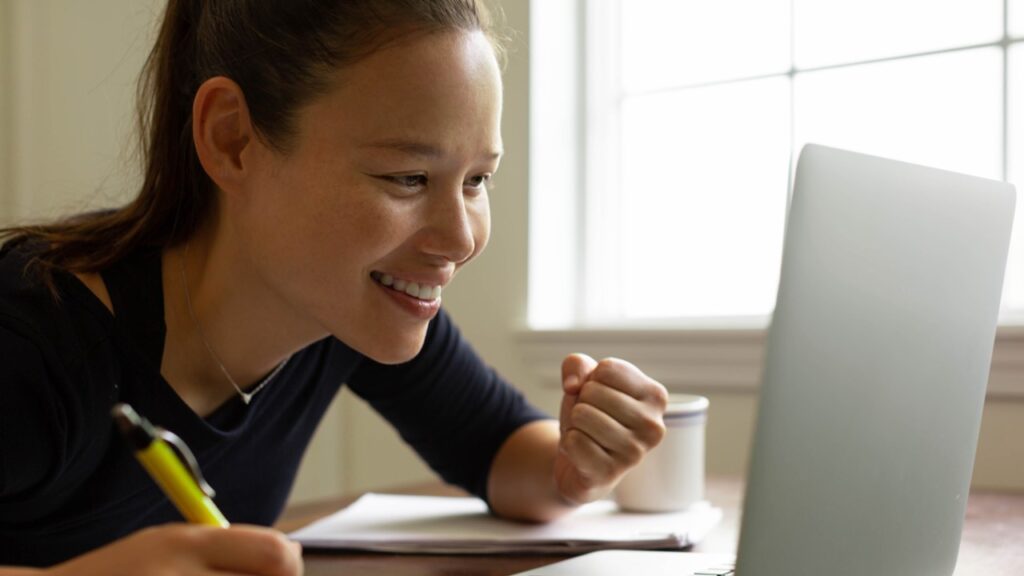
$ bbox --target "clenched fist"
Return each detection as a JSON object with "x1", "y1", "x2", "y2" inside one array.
[{"x1": 554, "y1": 354, "x2": 669, "y2": 505}]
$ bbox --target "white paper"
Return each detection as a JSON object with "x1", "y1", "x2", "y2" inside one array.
[{"x1": 289, "y1": 493, "x2": 723, "y2": 554}]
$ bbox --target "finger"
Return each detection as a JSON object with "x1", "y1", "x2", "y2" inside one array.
[
  {"x1": 590, "y1": 358, "x2": 668, "y2": 406},
  {"x1": 561, "y1": 427, "x2": 616, "y2": 481},
  {"x1": 568, "y1": 401, "x2": 645, "y2": 466},
  {"x1": 561, "y1": 353, "x2": 598, "y2": 396},
  {"x1": 577, "y1": 381, "x2": 647, "y2": 430},
  {"x1": 559, "y1": 354, "x2": 598, "y2": 434},
  {"x1": 201, "y1": 526, "x2": 302, "y2": 576},
  {"x1": 559, "y1": 392, "x2": 575, "y2": 435},
  {"x1": 578, "y1": 381, "x2": 667, "y2": 446}
]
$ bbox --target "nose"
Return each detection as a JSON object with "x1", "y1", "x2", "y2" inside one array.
[{"x1": 421, "y1": 184, "x2": 480, "y2": 264}]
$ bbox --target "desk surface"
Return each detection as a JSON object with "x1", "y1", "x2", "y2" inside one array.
[{"x1": 277, "y1": 477, "x2": 1024, "y2": 576}]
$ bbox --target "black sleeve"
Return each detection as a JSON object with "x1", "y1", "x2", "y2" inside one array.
[
  {"x1": 0, "y1": 323, "x2": 65, "y2": 512},
  {"x1": 346, "y1": 309, "x2": 550, "y2": 503}
]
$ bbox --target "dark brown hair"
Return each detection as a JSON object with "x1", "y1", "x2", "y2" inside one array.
[{"x1": 1, "y1": 0, "x2": 503, "y2": 291}]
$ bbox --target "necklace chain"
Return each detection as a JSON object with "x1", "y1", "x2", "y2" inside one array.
[{"x1": 179, "y1": 245, "x2": 289, "y2": 405}]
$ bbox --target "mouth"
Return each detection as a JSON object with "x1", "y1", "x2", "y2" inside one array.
[{"x1": 370, "y1": 271, "x2": 443, "y2": 302}]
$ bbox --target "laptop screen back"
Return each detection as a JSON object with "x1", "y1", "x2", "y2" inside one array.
[{"x1": 736, "y1": 144, "x2": 1016, "y2": 576}]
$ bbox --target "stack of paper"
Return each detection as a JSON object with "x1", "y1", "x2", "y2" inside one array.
[{"x1": 289, "y1": 493, "x2": 723, "y2": 554}]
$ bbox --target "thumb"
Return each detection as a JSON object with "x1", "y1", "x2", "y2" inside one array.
[
  {"x1": 561, "y1": 353, "x2": 598, "y2": 396},
  {"x1": 560, "y1": 353, "x2": 596, "y2": 436}
]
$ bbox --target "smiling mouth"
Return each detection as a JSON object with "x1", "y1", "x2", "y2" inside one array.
[{"x1": 370, "y1": 271, "x2": 442, "y2": 302}]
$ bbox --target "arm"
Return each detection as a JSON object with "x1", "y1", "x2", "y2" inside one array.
[
  {"x1": 487, "y1": 419, "x2": 571, "y2": 523},
  {"x1": 346, "y1": 309, "x2": 550, "y2": 503},
  {"x1": 488, "y1": 354, "x2": 669, "y2": 523}
]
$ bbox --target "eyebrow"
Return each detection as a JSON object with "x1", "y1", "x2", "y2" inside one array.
[{"x1": 359, "y1": 138, "x2": 503, "y2": 161}]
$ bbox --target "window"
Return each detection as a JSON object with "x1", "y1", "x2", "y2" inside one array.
[{"x1": 530, "y1": 0, "x2": 1024, "y2": 329}]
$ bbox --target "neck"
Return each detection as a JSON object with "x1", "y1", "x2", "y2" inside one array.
[{"x1": 159, "y1": 221, "x2": 326, "y2": 416}]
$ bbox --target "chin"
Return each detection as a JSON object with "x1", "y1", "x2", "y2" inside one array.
[{"x1": 358, "y1": 332, "x2": 428, "y2": 365}]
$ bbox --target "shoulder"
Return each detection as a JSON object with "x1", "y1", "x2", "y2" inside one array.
[
  {"x1": 0, "y1": 238, "x2": 71, "y2": 320},
  {"x1": 0, "y1": 322, "x2": 64, "y2": 498},
  {"x1": 0, "y1": 303, "x2": 117, "y2": 511},
  {"x1": 0, "y1": 242, "x2": 120, "y2": 461},
  {"x1": 0, "y1": 238, "x2": 116, "y2": 359}
]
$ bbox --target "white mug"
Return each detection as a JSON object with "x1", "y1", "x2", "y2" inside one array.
[{"x1": 614, "y1": 394, "x2": 709, "y2": 513}]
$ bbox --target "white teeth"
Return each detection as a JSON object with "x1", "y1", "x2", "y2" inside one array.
[{"x1": 373, "y1": 272, "x2": 442, "y2": 301}]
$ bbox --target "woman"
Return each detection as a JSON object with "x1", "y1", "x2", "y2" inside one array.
[{"x1": 0, "y1": 1, "x2": 669, "y2": 574}]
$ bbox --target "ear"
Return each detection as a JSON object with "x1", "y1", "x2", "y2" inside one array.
[{"x1": 192, "y1": 76, "x2": 258, "y2": 194}]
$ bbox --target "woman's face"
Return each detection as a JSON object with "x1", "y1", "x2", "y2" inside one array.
[{"x1": 236, "y1": 30, "x2": 502, "y2": 363}]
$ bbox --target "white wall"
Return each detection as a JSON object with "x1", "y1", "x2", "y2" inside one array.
[
  {"x1": 4, "y1": 0, "x2": 161, "y2": 222},
  {"x1": 2, "y1": 0, "x2": 1021, "y2": 509},
  {"x1": 0, "y1": 0, "x2": 10, "y2": 220}
]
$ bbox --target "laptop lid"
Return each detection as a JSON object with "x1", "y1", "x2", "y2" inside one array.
[{"x1": 736, "y1": 144, "x2": 1016, "y2": 575}]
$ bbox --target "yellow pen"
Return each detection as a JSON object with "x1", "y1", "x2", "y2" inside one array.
[{"x1": 111, "y1": 403, "x2": 230, "y2": 527}]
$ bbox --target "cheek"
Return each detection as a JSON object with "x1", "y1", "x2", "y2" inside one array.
[{"x1": 242, "y1": 170, "x2": 390, "y2": 281}]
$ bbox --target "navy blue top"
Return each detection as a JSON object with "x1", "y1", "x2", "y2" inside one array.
[{"x1": 0, "y1": 241, "x2": 548, "y2": 567}]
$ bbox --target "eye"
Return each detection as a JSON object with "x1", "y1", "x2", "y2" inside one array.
[
  {"x1": 390, "y1": 174, "x2": 428, "y2": 189},
  {"x1": 374, "y1": 173, "x2": 428, "y2": 193},
  {"x1": 464, "y1": 174, "x2": 492, "y2": 191}
]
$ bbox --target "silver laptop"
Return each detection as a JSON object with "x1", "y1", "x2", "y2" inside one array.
[{"x1": 513, "y1": 144, "x2": 1016, "y2": 576}]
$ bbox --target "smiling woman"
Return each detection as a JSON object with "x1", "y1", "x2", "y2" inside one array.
[{"x1": 0, "y1": 1, "x2": 671, "y2": 575}]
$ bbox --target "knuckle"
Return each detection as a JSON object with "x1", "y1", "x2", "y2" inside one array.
[
  {"x1": 651, "y1": 383, "x2": 670, "y2": 410},
  {"x1": 621, "y1": 440, "x2": 645, "y2": 466},
  {"x1": 642, "y1": 415, "x2": 667, "y2": 446},
  {"x1": 599, "y1": 356, "x2": 624, "y2": 368},
  {"x1": 594, "y1": 357, "x2": 623, "y2": 377}
]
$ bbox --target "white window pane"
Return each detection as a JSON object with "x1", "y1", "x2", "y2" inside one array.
[
  {"x1": 794, "y1": 49, "x2": 1003, "y2": 182},
  {"x1": 529, "y1": 0, "x2": 579, "y2": 328},
  {"x1": 794, "y1": 0, "x2": 1002, "y2": 69},
  {"x1": 1006, "y1": 44, "x2": 1024, "y2": 314},
  {"x1": 1012, "y1": 0, "x2": 1024, "y2": 38},
  {"x1": 621, "y1": 0, "x2": 790, "y2": 93},
  {"x1": 614, "y1": 79, "x2": 791, "y2": 320}
]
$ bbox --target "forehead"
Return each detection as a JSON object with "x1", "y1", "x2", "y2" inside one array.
[{"x1": 295, "y1": 30, "x2": 503, "y2": 156}]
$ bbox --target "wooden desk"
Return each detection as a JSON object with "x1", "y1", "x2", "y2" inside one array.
[{"x1": 277, "y1": 477, "x2": 1024, "y2": 576}]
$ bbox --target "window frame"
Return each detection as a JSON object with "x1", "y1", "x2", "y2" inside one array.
[{"x1": 525, "y1": 0, "x2": 1024, "y2": 399}]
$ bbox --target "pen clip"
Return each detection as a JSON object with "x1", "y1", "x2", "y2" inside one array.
[{"x1": 155, "y1": 427, "x2": 217, "y2": 499}]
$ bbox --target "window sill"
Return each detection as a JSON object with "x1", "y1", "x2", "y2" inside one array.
[{"x1": 516, "y1": 325, "x2": 1024, "y2": 400}]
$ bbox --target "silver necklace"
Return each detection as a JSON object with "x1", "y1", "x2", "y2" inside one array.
[{"x1": 179, "y1": 246, "x2": 290, "y2": 405}]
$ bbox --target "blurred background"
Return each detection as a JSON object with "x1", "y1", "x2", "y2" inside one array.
[{"x1": 1, "y1": 0, "x2": 1021, "y2": 506}]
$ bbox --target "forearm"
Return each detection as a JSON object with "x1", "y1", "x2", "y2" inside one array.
[
  {"x1": 0, "y1": 568, "x2": 44, "y2": 575},
  {"x1": 486, "y1": 419, "x2": 577, "y2": 523}
]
